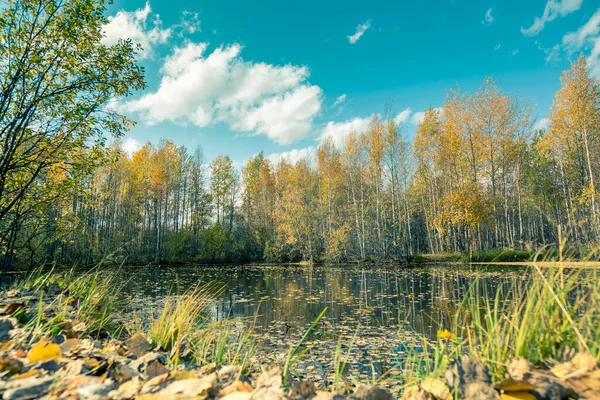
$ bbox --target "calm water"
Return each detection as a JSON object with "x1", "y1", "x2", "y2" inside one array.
[{"x1": 120, "y1": 264, "x2": 531, "y2": 338}]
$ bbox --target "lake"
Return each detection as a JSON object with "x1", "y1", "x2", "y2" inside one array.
[{"x1": 120, "y1": 264, "x2": 531, "y2": 339}]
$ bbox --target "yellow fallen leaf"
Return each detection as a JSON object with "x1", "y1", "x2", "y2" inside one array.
[
  {"x1": 10, "y1": 369, "x2": 40, "y2": 380},
  {"x1": 27, "y1": 341, "x2": 62, "y2": 363},
  {"x1": 501, "y1": 392, "x2": 537, "y2": 400}
]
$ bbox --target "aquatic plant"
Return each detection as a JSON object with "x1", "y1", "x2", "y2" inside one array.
[{"x1": 283, "y1": 307, "x2": 327, "y2": 385}]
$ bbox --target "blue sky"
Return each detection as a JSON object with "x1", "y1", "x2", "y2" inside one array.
[{"x1": 102, "y1": 0, "x2": 600, "y2": 165}]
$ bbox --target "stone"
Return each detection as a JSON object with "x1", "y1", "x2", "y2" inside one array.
[
  {"x1": 289, "y1": 380, "x2": 316, "y2": 398},
  {"x1": 123, "y1": 333, "x2": 152, "y2": 356},
  {"x1": 464, "y1": 382, "x2": 500, "y2": 400},
  {"x1": 312, "y1": 392, "x2": 346, "y2": 400},
  {"x1": 129, "y1": 352, "x2": 165, "y2": 372},
  {"x1": 445, "y1": 355, "x2": 490, "y2": 396},
  {"x1": 60, "y1": 338, "x2": 83, "y2": 355},
  {"x1": 571, "y1": 352, "x2": 599, "y2": 372},
  {"x1": 111, "y1": 363, "x2": 140, "y2": 382},
  {"x1": 218, "y1": 365, "x2": 242, "y2": 379},
  {"x1": 146, "y1": 360, "x2": 169, "y2": 379},
  {"x1": 420, "y1": 378, "x2": 451, "y2": 400},
  {"x1": 109, "y1": 377, "x2": 142, "y2": 400},
  {"x1": 354, "y1": 384, "x2": 394, "y2": 400},
  {"x1": 0, "y1": 318, "x2": 15, "y2": 341},
  {"x1": 507, "y1": 358, "x2": 570, "y2": 400},
  {"x1": 157, "y1": 374, "x2": 217, "y2": 397},
  {"x1": 253, "y1": 367, "x2": 284, "y2": 400},
  {"x1": 401, "y1": 385, "x2": 427, "y2": 400},
  {"x1": 2, "y1": 376, "x2": 54, "y2": 400}
]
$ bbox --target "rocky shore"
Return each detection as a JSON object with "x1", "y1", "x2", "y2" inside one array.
[{"x1": 0, "y1": 285, "x2": 599, "y2": 400}]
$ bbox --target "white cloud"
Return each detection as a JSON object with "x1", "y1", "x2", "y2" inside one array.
[
  {"x1": 318, "y1": 107, "x2": 411, "y2": 148},
  {"x1": 319, "y1": 115, "x2": 374, "y2": 147},
  {"x1": 534, "y1": 118, "x2": 550, "y2": 131},
  {"x1": 411, "y1": 107, "x2": 443, "y2": 125},
  {"x1": 494, "y1": 43, "x2": 502, "y2": 51},
  {"x1": 126, "y1": 42, "x2": 323, "y2": 145},
  {"x1": 333, "y1": 94, "x2": 347, "y2": 107},
  {"x1": 560, "y1": 9, "x2": 600, "y2": 77},
  {"x1": 521, "y1": 0, "x2": 583, "y2": 36},
  {"x1": 482, "y1": 8, "x2": 495, "y2": 25},
  {"x1": 562, "y1": 9, "x2": 600, "y2": 77},
  {"x1": 347, "y1": 20, "x2": 371, "y2": 44},
  {"x1": 510, "y1": 49, "x2": 520, "y2": 56},
  {"x1": 122, "y1": 138, "x2": 142, "y2": 157},
  {"x1": 177, "y1": 11, "x2": 201, "y2": 35},
  {"x1": 536, "y1": 41, "x2": 562, "y2": 63},
  {"x1": 394, "y1": 108, "x2": 412, "y2": 125},
  {"x1": 411, "y1": 112, "x2": 426, "y2": 125},
  {"x1": 563, "y1": 9, "x2": 600, "y2": 48},
  {"x1": 266, "y1": 147, "x2": 316, "y2": 165},
  {"x1": 102, "y1": 2, "x2": 171, "y2": 59}
]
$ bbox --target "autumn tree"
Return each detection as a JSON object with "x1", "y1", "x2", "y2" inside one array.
[
  {"x1": 542, "y1": 54, "x2": 600, "y2": 239},
  {"x1": 0, "y1": 0, "x2": 144, "y2": 269}
]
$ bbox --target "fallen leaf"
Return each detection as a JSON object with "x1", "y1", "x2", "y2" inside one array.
[
  {"x1": 28, "y1": 341, "x2": 61, "y2": 363},
  {"x1": 501, "y1": 392, "x2": 537, "y2": 400},
  {"x1": 494, "y1": 379, "x2": 536, "y2": 392}
]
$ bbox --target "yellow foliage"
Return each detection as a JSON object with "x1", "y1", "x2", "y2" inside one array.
[{"x1": 27, "y1": 341, "x2": 62, "y2": 363}]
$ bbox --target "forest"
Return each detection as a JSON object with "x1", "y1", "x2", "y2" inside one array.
[
  {"x1": 1, "y1": 0, "x2": 600, "y2": 270},
  {"x1": 2, "y1": 53, "x2": 600, "y2": 268}
]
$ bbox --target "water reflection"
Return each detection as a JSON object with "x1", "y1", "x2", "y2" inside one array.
[{"x1": 120, "y1": 264, "x2": 530, "y2": 339}]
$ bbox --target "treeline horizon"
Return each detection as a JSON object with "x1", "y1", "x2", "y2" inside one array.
[{"x1": 3, "y1": 54, "x2": 600, "y2": 269}]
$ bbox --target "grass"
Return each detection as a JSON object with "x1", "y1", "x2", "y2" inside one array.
[
  {"x1": 194, "y1": 319, "x2": 257, "y2": 372},
  {"x1": 13, "y1": 265, "x2": 127, "y2": 339},
  {"x1": 396, "y1": 249, "x2": 600, "y2": 389},
  {"x1": 8, "y1": 246, "x2": 599, "y2": 396},
  {"x1": 333, "y1": 326, "x2": 358, "y2": 391},
  {"x1": 283, "y1": 307, "x2": 327, "y2": 385},
  {"x1": 146, "y1": 283, "x2": 218, "y2": 351},
  {"x1": 12, "y1": 267, "x2": 257, "y2": 372}
]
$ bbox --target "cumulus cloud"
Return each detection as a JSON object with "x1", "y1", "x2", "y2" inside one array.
[
  {"x1": 411, "y1": 107, "x2": 443, "y2": 125},
  {"x1": 347, "y1": 20, "x2": 371, "y2": 44},
  {"x1": 333, "y1": 94, "x2": 347, "y2": 107},
  {"x1": 482, "y1": 8, "x2": 495, "y2": 25},
  {"x1": 318, "y1": 115, "x2": 374, "y2": 147},
  {"x1": 102, "y1": 2, "x2": 171, "y2": 59},
  {"x1": 534, "y1": 118, "x2": 550, "y2": 131},
  {"x1": 394, "y1": 108, "x2": 412, "y2": 125},
  {"x1": 121, "y1": 138, "x2": 142, "y2": 157},
  {"x1": 266, "y1": 147, "x2": 316, "y2": 165},
  {"x1": 521, "y1": 0, "x2": 583, "y2": 36},
  {"x1": 317, "y1": 107, "x2": 413, "y2": 148},
  {"x1": 126, "y1": 42, "x2": 323, "y2": 145}
]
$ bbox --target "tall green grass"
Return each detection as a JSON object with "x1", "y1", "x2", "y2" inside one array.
[
  {"x1": 14, "y1": 266, "x2": 126, "y2": 339},
  {"x1": 398, "y1": 251, "x2": 600, "y2": 388}
]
